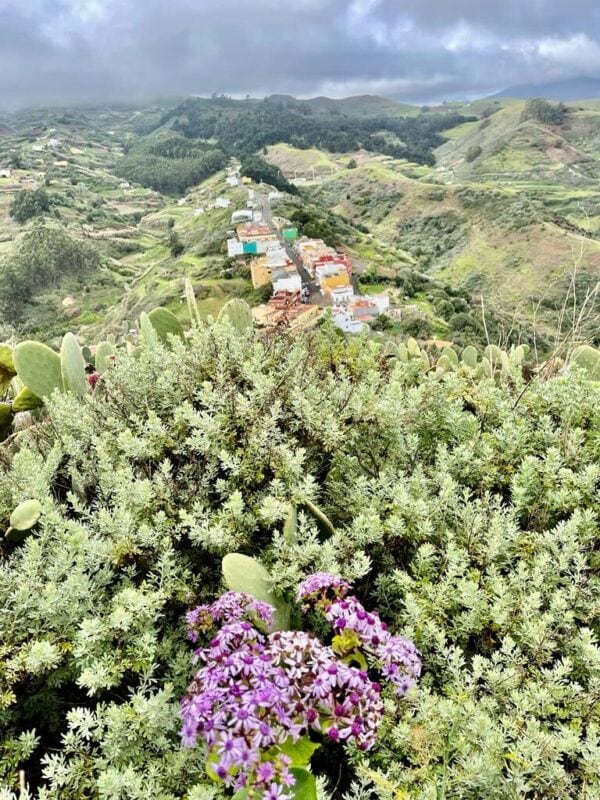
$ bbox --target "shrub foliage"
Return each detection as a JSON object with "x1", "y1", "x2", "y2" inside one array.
[{"x1": 0, "y1": 323, "x2": 599, "y2": 799}]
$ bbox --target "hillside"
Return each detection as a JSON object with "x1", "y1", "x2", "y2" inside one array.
[
  {"x1": 1, "y1": 94, "x2": 600, "y2": 800},
  {"x1": 491, "y1": 76, "x2": 600, "y2": 101},
  {"x1": 0, "y1": 94, "x2": 598, "y2": 350}
]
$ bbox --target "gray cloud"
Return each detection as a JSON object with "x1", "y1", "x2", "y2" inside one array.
[{"x1": 1, "y1": 0, "x2": 599, "y2": 108}]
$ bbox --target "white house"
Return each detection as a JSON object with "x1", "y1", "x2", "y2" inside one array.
[
  {"x1": 178, "y1": 198, "x2": 187, "y2": 206},
  {"x1": 215, "y1": 197, "x2": 231, "y2": 209},
  {"x1": 0, "y1": 168, "x2": 11, "y2": 178},
  {"x1": 364, "y1": 293, "x2": 390, "y2": 315},
  {"x1": 331, "y1": 308, "x2": 367, "y2": 334},
  {"x1": 226, "y1": 175, "x2": 239, "y2": 187},
  {"x1": 231, "y1": 209, "x2": 253, "y2": 224},
  {"x1": 330, "y1": 286, "x2": 354, "y2": 305},
  {"x1": 272, "y1": 267, "x2": 302, "y2": 294},
  {"x1": 227, "y1": 239, "x2": 245, "y2": 257},
  {"x1": 193, "y1": 207, "x2": 205, "y2": 217},
  {"x1": 266, "y1": 245, "x2": 290, "y2": 269}
]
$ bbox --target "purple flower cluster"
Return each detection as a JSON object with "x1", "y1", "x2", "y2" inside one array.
[
  {"x1": 181, "y1": 592, "x2": 383, "y2": 799},
  {"x1": 298, "y1": 573, "x2": 422, "y2": 696},
  {"x1": 181, "y1": 577, "x2": 420, "y2": 799},
  {"x1": 185, "y1": 592, "x2": 274, "y2": 644}
]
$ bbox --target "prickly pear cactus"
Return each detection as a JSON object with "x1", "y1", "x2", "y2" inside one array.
[
  {"x1": 461, "y1": 345, "x2": 478, "y2": 368},
  {"x1": 184, "y1": 278, "x2": 202, "y2": 327},
  {"x1": 0, "y1": 344, "x2": 16, "y2": 393},
  {"x1": 217, "y1": 298, "x2": 253, "y2": 334},
  {"x1": 222, "y1": 553, "x2": 289, "y2": 630},
  {"x1": 484, "y1": 344, "x2": 502, "y2": 365},
  {"x1": 302, "y1": 498, "x2": 335, "y2": 540},
  {"x1": 12, "y1": 387, "x2": 43, "y2": 413},
  {"x1": 436, "y1": 354, "x2": 453, "y2": 374},
  {"x1": 442, "y1": 346, "x2": 459, "y2": 366},
  {"x1": 148, "y1": 307, "x2": 185, "y2": 344},
  {"x1": 397, "y1": 343, "x2": 409, "y2": 363},
  {"x1": 13, "y1": 341, "x2": 63, "y2": 399},
  {"x1": 570, "y1": 345, "x2": 600, "y2": 380},
  {"x1": 140, "y1": 312, "x2": 159, "y2": 349},
  {"x1": 406, "y1": 337, "x2": 420, "y2": 357},
  {"x1": 9, "y1": 499, "x2": 42, "y2": 532},
  {"x1": 61, "y1": 333, "x2": 88, "y2": 397},
  {"x1": 480, "y1": 357, "x2": 493, "y2": 379},
  {"x1": 95, "y1": 342, "x2": 116, "y2": 374},
  {"x1": 383, "y1": 340, "x2": 399, "y2": 358}
]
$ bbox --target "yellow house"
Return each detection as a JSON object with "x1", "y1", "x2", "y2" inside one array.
[
  {"x1": 320, "y1": 270, "x2": 351, "y2": 293},
  {"x1": 250, "y1": 257, "x2": 273, "y2": 288}
]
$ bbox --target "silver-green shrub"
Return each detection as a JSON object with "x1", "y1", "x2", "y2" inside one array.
[{"x1": 0, "y1": 323, "x2": 599, "y2": 799}]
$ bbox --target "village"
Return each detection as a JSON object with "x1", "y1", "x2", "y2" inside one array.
[{"x1": 221, "y1": 164, "x2": 391, "y2": 332}]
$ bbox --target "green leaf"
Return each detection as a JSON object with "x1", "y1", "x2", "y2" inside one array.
[
  {"x1": 302, "y1": 499, "x2": 335, "y2": 540},
  {"x1": 222, "y1": 553, "x2": 290, "y2": 630},
  {"x1": 280, "y1": 737, "x2": 321, "y2": 768},
  {"x1": 283, "y1": 504, "x2": 298, "y2": 545},
  {"x1": 184, "y1": 277, "x2": 202, "y2": 326},
  {"x1": 290, "y1": 768, "x2": 317, "y2": 800}
]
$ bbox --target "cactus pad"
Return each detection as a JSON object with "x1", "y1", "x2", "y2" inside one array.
[
  {"x1": 148, "y1": 307, "x2": 185, "y2": 344},
  {"x1": 222, "y1": 553, "x2": 289, "y2": 630},
  {"x1": 13, "y1": 341, "x2": 63, "y2": 399},
  {"x1": 61, "y1": 333, "x2": 88, "y2": 397},
  {"x1": 10, "y1": 499, "x2": 42, "y2": 532},
  {"x1": 217, "y1": 298, "x2": 253, "y2": 334}
]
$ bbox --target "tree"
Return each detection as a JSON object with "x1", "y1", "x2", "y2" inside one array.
[
  {"x1": 521, "y1": 97, "x2": 568, "y2": 126},
  {"x1": 465, "y1": 144, "x2": 482, "y2": 163},
  {"x1": 0, "y1": 223, "x2": 100, "y2": 319},
  {"x1": 240, "y1": 155, "x2": 297, "y2": 195},
  {"x1": 169, "y1": 230, "x2": 184, "y2": 257},
  {"x1": 9, "y1": 188, "x2": 51, "y2": 224}
]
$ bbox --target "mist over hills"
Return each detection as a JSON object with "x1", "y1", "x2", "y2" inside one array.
[{"x1": 490, "y1": 76, "x2": 600, "y2": 101}]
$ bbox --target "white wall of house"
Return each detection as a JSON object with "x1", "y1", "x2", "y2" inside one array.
[
  {"x1": 330, "y1": 286, "x2": 354, "y2": 305},
  {"x1": 369, "y1": 294, "x2": 390, "y2": 314},
  {"x1": 227, "y1": 239, "x2": 245, "y2": 257},
  {"x1": 273, "y1": 272, "x2": 302, "y2": 294},
  {"x1": 332, "y1": 309, "x2": 366, "y2": 334}
]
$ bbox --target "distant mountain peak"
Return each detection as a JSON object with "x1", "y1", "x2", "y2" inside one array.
[{"x1": 490, "y1": 76, "x2": 600, "y2": 102}]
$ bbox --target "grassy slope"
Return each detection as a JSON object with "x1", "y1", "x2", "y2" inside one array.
[
  {"x1": 279, "y1": 134, "x2": 600, "y2": 332},
  {"x1": 2, "y1": 95, "x2": 600, "y2": 344},
  {"x1": 0, "y1": 106, "x2": 265, "y2": 342}
]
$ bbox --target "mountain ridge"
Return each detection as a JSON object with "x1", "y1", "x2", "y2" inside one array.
[{"x1": 489, "y1": 76, "x2": 600, "y2": 101}]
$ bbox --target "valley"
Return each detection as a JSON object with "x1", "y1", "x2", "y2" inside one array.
[{"x1": 0, "y1": 93, "x2": 598, "y2": 352}]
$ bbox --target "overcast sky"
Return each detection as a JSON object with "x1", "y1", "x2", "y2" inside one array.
[{"x1": 2, "y1": 0, "x2": 600, "y2": 108}]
